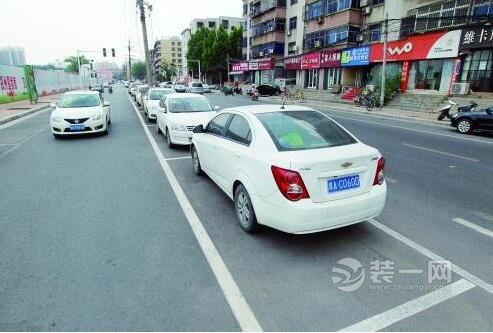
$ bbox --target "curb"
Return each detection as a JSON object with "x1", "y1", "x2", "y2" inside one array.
[{"x1": 0, "y1": 104, "x2": 51, "y2": 126}]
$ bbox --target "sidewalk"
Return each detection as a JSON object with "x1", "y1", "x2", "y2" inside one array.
[
  {"x1": 261, "y1": 95, "x2": 447, "y2": 126},
  {"x1": 0, "y1": 93, "x2": 63, "y2": 126}
]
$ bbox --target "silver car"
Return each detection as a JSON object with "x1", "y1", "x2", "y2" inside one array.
[
  {"x1": 187, "y1": 82, "x2": 204, "y2": 94},
  {"x1": 174, "y1": 83, "x2": 187, "y2": 93}
]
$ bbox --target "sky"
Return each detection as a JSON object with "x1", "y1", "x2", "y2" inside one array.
[{"x1": 0, "y1": 0, "x2": 242, "y2": 65}]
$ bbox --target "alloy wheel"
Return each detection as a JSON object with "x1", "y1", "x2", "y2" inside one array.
[
  {"x1": 457, "y1": 120, "x2": 471, "y2": 134},
  {"x1": 236, "y1": 192, "x2": 250, "y2": 228}
]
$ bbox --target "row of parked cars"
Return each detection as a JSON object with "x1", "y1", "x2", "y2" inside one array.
[{"x1": 129, "y1": 85, "x2": 388, "y2": 235}]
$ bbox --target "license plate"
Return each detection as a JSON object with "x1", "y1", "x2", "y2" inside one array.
[
  {"x1": 69, "y1": 124, "x2": 85, "y2": 131},
  {"x1": 328, "y1": 175, "x2": 360, "y2": 193}
]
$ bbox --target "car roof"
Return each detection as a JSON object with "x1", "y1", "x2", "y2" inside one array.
[
  {"x1": 222, "y1": 104, "x2": 316, "y2": 115},
  {"x1": 64, "y1": 90, "x2": 100, "y2": 95},
  {"x1": 150, "y1": 87, "x2": 174, "y2": 91},
  {"x1": 167, "y1": 93, "x2": 207, "y2": 99}
]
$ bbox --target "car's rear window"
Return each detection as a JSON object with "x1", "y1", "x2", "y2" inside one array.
[
  {"x1": 192, "y1": 83, "x2": 202, "y2": 87},
  {"x1": 168, "y1": 97, "x2": 212, "y2": 113},
  {"x1": 256, "y1": 111, "x2": 357, "y2": 151},
  {"x1": 58, "y1": 94, "x2": 100, "y2": 108}
]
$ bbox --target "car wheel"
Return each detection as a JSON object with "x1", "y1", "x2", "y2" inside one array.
[
  {"x1": 234, "y1": 184, "x2": 259, "y2": 233},
  {"x1": 191, "y1": 146, "x2": 203, "y2": 176},
  {"x1": 157, "y1": 122, "x2": 162, "y2": 134},
  {"x1": 457, "y1": 119, "x2": 473, "y2": 134},
  {"x1": 166, "y1": 128, "x2": 174, "y2": 148}
]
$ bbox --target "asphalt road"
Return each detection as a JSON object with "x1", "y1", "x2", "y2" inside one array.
[{"x1": 0, "y1": 86, "x2": 492, "y2": 331}]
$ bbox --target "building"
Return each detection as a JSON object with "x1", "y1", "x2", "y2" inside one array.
[
  {"x1": 181, "y1": 16, "x2": 242, "y2": 81},
  {"x1": 0, "y1": 47, "x2": 26, "y2": 66},
  {"x1": 151, "y1": 37, "x2": 182, "y2": 81}
]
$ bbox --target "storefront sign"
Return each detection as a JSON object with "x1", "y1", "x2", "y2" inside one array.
[
  {"x1": 248, "y1": 61, "x2": 259, "y2": 71},
  {"x1": 231, "y1": 61, "x2": 249, "y2": 72},
  {"x1": 320, "y1": 50, "x2": 341, "y2": 68},
  {"x1": 370, "y1": 30, "x2": 461, "y2": 62},
  {"x1": 284, "y1": 55, "x2": 302, "y2": 70},
  {"x1": 401, "y1": 61, "x2": 410, "y2": 92},
  {"x1": 341, "y1": 46, "x2": 370, "y2": 66},
  {"x1": 448, "y1": 58, "x2": 462, "y2": 95},
  {"x1": 460, "y1": 27, "x2": 493, "y2": 50},
  {"x1": 301, "y1": 52, "x2": 320, "y2": 69},
  {"x1": 249, "y1": 58, "x2": 273, "y2": 71}
]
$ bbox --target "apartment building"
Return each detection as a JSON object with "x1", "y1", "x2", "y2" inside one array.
[
  {"x1": 151, "y1": 37, "x2": 182, "y2": 80},
  {"x1": 0, "y1": 47, "x2": 26, "y2": 66}
]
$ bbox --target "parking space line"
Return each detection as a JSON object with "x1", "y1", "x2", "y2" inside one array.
[
  {"x1": 128, "y1": 95, "x2": 262, "y2": 332},
  {"x1": 369, "y1": 219, "x2": 493, "y2": 294},
  {"x1": 452, "y1": 217, "x2": 493, "y2": 238},
  {"x1": 402, "y1": 143, "x2": 479, "y2": 162},
  {"x1": 339, "y1": 278, "x2": 475, "y2": 332},
  {"x1": 165, "y1": 156, "x2": 191, "y2": 161}
]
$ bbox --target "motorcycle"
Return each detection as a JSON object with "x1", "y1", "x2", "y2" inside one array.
[
  {"x1": 223, "y1": 87, "x2": 234, "y2": 96},
  {"x1": 457, "y1": 101, "x2": 478, "y2": 113},
  {"x1": 233, "y1": 87, "x2": 243, "y2": 95},
  {"x1": 251, "y1": 89, "x2": 259, "y2": 101},
  {"x1": 437, "y1": 100, "x2": 477, "y2": 120}
]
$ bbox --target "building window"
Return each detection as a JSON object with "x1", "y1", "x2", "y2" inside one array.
[
  {"x1": 209, "y1": 21, "x2": 216, "y2": 28},
  {"x1": 369, "y1": 24, "x2": 381, "y2": 42},
  {"x1": 305, "y1": 69, "x2": 318, "y2": 89},
  {"x1": 326, "y1": 0, "x2": 351, "y2": 15},
  {"x1": 243, "y1": 4, "x2": 248, "y2": 15},
  {"x1": 289, "y1": 16, "x2": 297, "y2": 30},
  {"x1": 288, "y1": 41, "x2": 297, "y2": 55},
  {"x1": 306, "y1": 0, "x2": 324, "y2": 20},
  {"x1": 222, "y1": 20, "x2": 229, "y2": 28},
  {"x1": 291, "y1": 0, "x2": 298, "y2": 4},
  {"x1": 172, "y1": 53, "x2": 175, "y2": 57},
  {"x1": 304, "y1": 25, "x2": 359, "y2": 50},
  {"x1": 197, "y1": 22, "x2": 204, "y2": 28},
  {"x1": 178, "y1": 53, "x2": 182, "y2": 58},
  {"x1": 171, "y1": 42, "x2": 175, "y2": 45},
  {"x1": 178, "y1": 59, "x2": 182, "y2": 63},
  {"x1": 172, "y1": 47, "x2": 175, "y2": 51},
  {"x1": 178, "y1": 42, "x2": 181, "y2": 46},
  {"x1": 372, "y1": 0, "x2": 384, "y2": 5}
]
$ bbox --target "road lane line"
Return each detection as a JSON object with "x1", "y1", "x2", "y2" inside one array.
[
  {"x1": 165, "y1": 156, "x2": 192, "y2": 161},
  {"x1": 368, "y1": 219, "x2": 493, "y2": 294},
  {"x1": 402, "y1": 143, "x2": 479, "y2": 162},
  {"x1": 0, "y1": 125, "x2": 48, "y2": 160},
  {"x1": 452, "y1": 218, "x2": 493, "y2": 238},
  {"x1": 339, "y1": 279, "x2": 475, "y2": 332},
  {"x1": 128, "y1": 95, "x2": 262, "y2": 332},
  {"x1": 327, "y1": 114, "x2": 493, "y2": 145},
  {"x1": 0, "y1": 107, "x2": 52, "y2": 130}
]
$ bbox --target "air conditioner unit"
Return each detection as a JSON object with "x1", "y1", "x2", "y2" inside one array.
[
  {"x1": 360, "y1": 0, "x2": 370, "y2": 7},
  {"x1": 314, "y1": 40, "x2": 321, "y2": 47},
  {"x1": 356, "y1": 34, "x2": 365, "y2": 42},
  {"x1": 268, "y1": 48, "x2": 274, "y2": 54},
  {"x1": 366, "y1": 84, "x2": 375, "y2": 92},
  {"x1": 362, "y1": 6, "x2": 372, "y2": 15},
  {"x1": 288, "y1": 45, "x2": 298, "y2": 52},
  {"x1": 317, "y1": 16, "x2": 324, "y2": 24},
  {"x1": 259, "y1": 51, "x2": 264, "y2": 56},
  {"x1": 451, "y1": 83, "x2": 470, "y2": 95}
]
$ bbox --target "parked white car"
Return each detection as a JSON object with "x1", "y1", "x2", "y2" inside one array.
[
  {"x1": 136, "y1": 85, "x2": 149, "y2": 107},
  {"x1": 190, "y1": 105, "x2": 387, "y2": 234},
  {"x1": 50, "y1": 91, "x2": 111, "y2": 138},
  {"x1": 173, "y1": 83, "x2": 187, "y2": 93},
  {"x1": 143, "y1": 88, "x2": 175, "y2": 121},
  {"x1": 202, "y1": 83, "x2": 211, "y2": 93},
  {"x1": 156, "y1": 93, "x2": 218, "y2": 148}
]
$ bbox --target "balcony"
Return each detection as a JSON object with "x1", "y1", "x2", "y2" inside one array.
[
  {"x1": 252, "y1": 7, "x2": 286, "y2": 24},
  {"x1": 251, "y1": 31, "x2": 286, "y2": 46},
  {"x1": 250, "y1": 0, "x2": 286, "y2": 18},
  {"x1": 305, "y1": 9, "x2": 361, "y2": 34}
]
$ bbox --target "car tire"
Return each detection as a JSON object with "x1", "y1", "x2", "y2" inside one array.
[
  {"x1": 166, "y1": 128, "x2": 174, "y2": 149},
  {"x1": 157, "y1": 122, "x2": 162, "y2": 134},
  {"x1": 191, "y1": 145, "x2": 203, "y2": 176},
  {"x1": 234, "y1": 184, "x2": 259, "y2": 233},
  {"x1": 457, "y1": 119, "x2": 473, "y2": 134}
]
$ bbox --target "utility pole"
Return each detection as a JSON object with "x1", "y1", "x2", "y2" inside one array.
[
  {"x1": 380, "y1": 13, "x2": 388, "y2": 108},
  {"x1": 137, "y1": 0, "x2": 153, "y2": 85},
  {"x1": 128, "y1": 40, "x2": 132, "y2": 81}
]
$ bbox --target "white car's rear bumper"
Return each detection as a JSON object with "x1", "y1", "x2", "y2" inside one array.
[{"x1": 252, "y1": 183, "x2": 387, "y2": 234}]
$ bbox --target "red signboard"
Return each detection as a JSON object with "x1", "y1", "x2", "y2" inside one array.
[
  {"x1": 285, "y1": 55, "x2": 302, "y2": 70},
  {"x1": 401, "y1": 61, "x2": 410, "y2": 92},
  {"x1": 231, "y1": 61, "x2": 249, "y2": 72},
  {"x1": 320, "y1": 50, "x2": 341, "y2": 68},
  {"x1": 370, "y1": 30, "x2": 461, "y2": 63},
  {"x1": 448, "y1": 58, "x2": 462, "y2": 95},
  {"x1": 301, "y1": 52, "x2": 320, "y2": 69},
  {"x1": 249, "y1": 58, "x2": 273, "y2": 70}
]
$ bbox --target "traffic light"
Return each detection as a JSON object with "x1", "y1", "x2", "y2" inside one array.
[
  {"x1": 111, "y1": 48, "x2": 115, "y2": 57},
  {"x1": 103, "y1": 48, "x2": 107, "y2": 57}
]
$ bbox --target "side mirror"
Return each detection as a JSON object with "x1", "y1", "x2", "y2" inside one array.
[
  {"x1": 103, "y1": 101, "x2": 111, "y2": 107},
  {"x1": 193, "y1": 124, "x2": 204, "y2": 133},
  {"x1": 50, "y1": 103, "x2": 57, "y2": 108},
  {"x1": 214, "y1": 106, "x2": 220, "y2": 111}
]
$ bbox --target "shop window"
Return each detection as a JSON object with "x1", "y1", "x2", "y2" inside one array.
[
  {"x1": 324, "y1": 68, "x2": 341, "y2": 89},
  {"x1": 460, "y1": 49, "x2": 493, "y2": 92},
  {"x1": 305, "y1": 69, "x2": 318, "y2": 89}
]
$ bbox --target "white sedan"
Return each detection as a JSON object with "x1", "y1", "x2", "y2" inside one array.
[
  {"x1": 191, "y1": 105, "x2": 387, "y2": 234},
  {"x1": 50, "y1": 91, "x2": 111, "y2": 138},
  {"x1": 156, "y1": 93, "x2": 218, "y2": 148},
  {"x1": 143, "y1": 88, "x2": 175, "y2": 121}
]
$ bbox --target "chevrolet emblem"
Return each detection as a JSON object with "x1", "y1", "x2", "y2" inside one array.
[{"x1": 341, "y1": 162, "x2": 353, "y2": 168}]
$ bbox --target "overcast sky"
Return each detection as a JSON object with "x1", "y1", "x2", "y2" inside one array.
[{"x1": 1, "y1": 0, "x2": 242, "y2": 65}]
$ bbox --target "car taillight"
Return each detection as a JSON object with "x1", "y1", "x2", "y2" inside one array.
[
  {"x1": 373, "y1": 156, "x2": 385, "y2": 185},
  {"x1": 271, "y1": 166, "x2": 310, "y2": 201}
]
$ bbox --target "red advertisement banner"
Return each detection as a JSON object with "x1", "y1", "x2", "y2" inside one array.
[{"x1": 301, "y1": 52, "x2": 320, "y2": 69}]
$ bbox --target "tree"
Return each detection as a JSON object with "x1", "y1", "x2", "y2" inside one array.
[
  {"x1": 156, "y1": 59, "x2": 177, "y2": 82},
  {"x1": 132, "y1": 61, "x2": 147, "y2": 80},
  {"x1": 64, "y1": 55, "x2": 89, "y2": 74}
]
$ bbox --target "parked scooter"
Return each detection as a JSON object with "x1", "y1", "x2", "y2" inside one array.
[
  {"x1": 223, "y1": 87, "x2": 234, "y2": 96},
  {"x1": 437, "y1": 100, "x2": 477, "y2": 120},
  {"x1": 457, "y1": 101, "x2": 478, "y2": 113}
]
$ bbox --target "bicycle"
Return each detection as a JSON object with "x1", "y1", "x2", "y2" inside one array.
[
  {"x1": 288, "y1": 89, "x2": 306, "y2": 101},
  {"x1": 355, "y1": 94, "x2": 375, "y2": 111}
]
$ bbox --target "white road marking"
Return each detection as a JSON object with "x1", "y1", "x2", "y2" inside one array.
[
  {"x1": 0, "y1": 126, "x2": 48, "y2": 160},
  {"x1": 165, "y1": 156, "x2": 192, "y2": 161},
  {"x1": 452, "y1": 218, "x2": 493, "y2": 239},
  {"x1": 339, "y1": 279, "x2": 475, "y2": 332},
  {"x1": 328, "y1": 114, "x2": 493, "y2": 145},
  {"x1": 402, "y1": 143, "x2": 479, "y2": 162},
  {"x1": 386, "y1": 177, "x2": 398, "y2": 184},
  {"x1": 0, "y1": 106, "x2": 52, "y2": 130},
  {"x1": 369, "y1": 218, "x2": 493, "y2": 294},
  {"x1": 128, "y1": 96, "x2": 262, "y2": 332}
]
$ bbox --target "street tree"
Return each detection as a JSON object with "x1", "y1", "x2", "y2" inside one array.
[
  {"x1": 64, "y1": 55, "x2": 89, "y2": 74},
  {"x1": 132, "y1": 61, "x2": 147, "y2": 81},
  {"x1": 156, "y1": 60, "x2": 177, "y2": 82}
]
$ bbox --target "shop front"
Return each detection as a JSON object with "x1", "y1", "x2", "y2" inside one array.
[
  {"x1": 229, "y1": 61, "x2": 249, "y2": 82},
  {"x1": 370, "y1": 30, "x2": 461, "y2": 92},
  {"x1": 249, "y1": 58, "x2": 275, "y2": 85},
  {"x1": 301, "y1": 52, "x2": 321, "y2": 89},
  {"x1": 320, "y1": 50, "x2": 341, "y2": 90},
  {"x1": 458, "y1": 27, "x2": 493, "y2": 92},
  {"x1": 340, "y1": 46, "x2": 371, "y2": 87},
  {"x1": 284, "y1": 55, "x2": 302, "y2": 87}
]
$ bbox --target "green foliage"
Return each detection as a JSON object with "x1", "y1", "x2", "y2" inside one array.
[
  {"x1": 156, "y1": 59, "x2": 177, "y2": 82},
  {"x1": 64, "y1": 55, "x2": 89, "y2": 74},
  {"x1": 132, "y1": 61, "x2": 147, "y2": 80},
  {"x1": 0, "y1": 93, "x2": 29, "y2": 104},
  {"x1": 186, "y1": 26, "x2": 243, "y2": 82},
  {"x1": 374, "y1": 73, "x2": 402, "y2": 105}
]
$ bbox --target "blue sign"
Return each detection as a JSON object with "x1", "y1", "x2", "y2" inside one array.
[{"x1": 341, "y1": 46, "x2": 370, "y2": 67}]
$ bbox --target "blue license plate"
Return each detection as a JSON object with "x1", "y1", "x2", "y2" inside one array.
[
  {"x1": 69, "y1": 124, "x2": 85, "y2": 131},
  {"x1": 328, "y1": 175, "x2": 360, "y2": 193}
]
